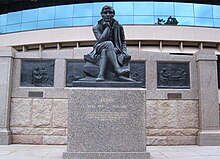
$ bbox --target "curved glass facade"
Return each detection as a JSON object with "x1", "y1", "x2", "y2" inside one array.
[{"x1": 1, "y1": 1, "x2": 220, "y2": 34}]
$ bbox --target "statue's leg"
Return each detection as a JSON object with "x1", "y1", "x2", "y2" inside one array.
[
  {"x1": 105, "y1": 41, "x2": 129, "y2": 76},
  {"x1": 96, "y1": 49, "x2": 107, "y2": 81}
]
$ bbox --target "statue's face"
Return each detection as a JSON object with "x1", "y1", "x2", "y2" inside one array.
[{"x1": 101, "y1": 8, "x2": 114, "y2": 22}]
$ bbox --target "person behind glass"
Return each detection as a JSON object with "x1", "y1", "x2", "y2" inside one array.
[{"x1": 88, "y1": 5, "x2": 130, "y2": 81}]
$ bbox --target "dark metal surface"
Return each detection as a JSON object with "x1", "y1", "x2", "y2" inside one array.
[
  {"x1": 28, "y1": 91, "x2": 43, "y2": 97},
  {"x1": 66, "y1": 60, "x2": 145, "y2": 87},
  {"x1": 157, "y1": 62, "x2": 190, "y2": 89},
  {"x1": 20, "y1": 60, "x2": 55, "y2": 87}
]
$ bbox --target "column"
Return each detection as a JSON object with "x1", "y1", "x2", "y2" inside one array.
[
  {"x1": 195, "y1": 50, "x2": 220, "y2": 146},
  {"x1": 0, "y1": 47, "x2": 14, "y2": 144}
]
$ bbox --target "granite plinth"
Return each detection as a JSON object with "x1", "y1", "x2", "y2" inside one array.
[{"x1": 63, "y1": 88, "x2": 149, "y2": 159}]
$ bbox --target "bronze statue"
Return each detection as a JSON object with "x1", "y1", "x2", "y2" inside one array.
[{"x1": 83, "y1": 5, "x2": 133, "y2": 82}]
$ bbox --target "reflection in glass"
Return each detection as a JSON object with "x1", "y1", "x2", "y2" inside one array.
[
  {"x1": 22, "y1": 9, "x2": 38, "y2": 22},
  {"x1": 38, "y1": 20, "x2": 55, "y2": 29},
  {"x1": 154, "y1": 2, "x2": 174, "y2": 16},
  {"x1": 176, "y1": 17, "x2": 194, "y2": 26},
  {"x1": 213, "y1": 5, "x2": 220, "y2": 19},
  {"x1": 0, "y1": 14, "x2": 7, "y2": 26},
  {"x1": 214, "y1": 19, "x2": 220, "y2": 27},
  {"x1": 93, "y1": 2, "x2": 113, "y2": 16},
  {"x1": 38, "y1": 6, "x2": 55, "y2": 20},
  {"x1": 195, "y1": 18, "x2": 213, "y2": 27},
  {"x1": 113, "y1": 2, "x2": 133, "y2": 15},
  {"x1": 74, "y1": 17, "x2": 92, "y2": 26},
  {"x1": 134, "y1": 16, "x2": 154, "y2": 24},
  {"x1": 7, "y1": 11, "x2": 22, "y2": 25},
  {"x1": 74, "y1": 3, "x2": 92, "y2": 17},
  {"x1": 134, "y1": 2, "x2": 153, "y2": 16},
  {"x1": 0, "y1": 26, "x2": 6, "y2": 33},
  {"x1": 55, "y1": 18, "x2": 73, "y2": 27},
  {"x1": 22, "y1": 22, "x2": 37, "y2": 31},
  {"x1": 114, "y1": 15, "x2": 133, "y2": 24},
  {"x1": 174, "y1": 3, "x2": 194, "y2": 17},
  {"x1": 7, "y1": 24, "x2": 21, "y2": 32},
  {"x1": 194, "y1": 4, "x2": 213, "y2": 18},
  {"x1": 55, "y1": 5, "x2": 73, "y2": 19}
]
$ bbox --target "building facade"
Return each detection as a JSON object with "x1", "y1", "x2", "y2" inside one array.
[{"x1": 0, "y1": 0, "x2": 220, "y2": 146}]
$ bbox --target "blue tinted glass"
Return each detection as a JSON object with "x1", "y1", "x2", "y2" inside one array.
[
  {"x1": 74, "y1": 3, "x2": 92, "y2": 17},
  {"x1": 38, "y1": 6, "x2": 55, "y2": 20},
  {"x1": 154, "y1": 2, "x2": 174, "y2": 16},
  {"x1": 134, "y1": 2, "x2": 153, "y2": 16},
  {"x1": 154, "y1": 16, "x2": 171, "y2": 24},
  {"x1": 0, "y1": 14, "x2": 7, "y2": 26},
  {"x1": 195, "y1": 18, "x2": 213, "y2": 27},
  {"x1": 114, "y1": 16, "x2": 133, "y2": 24},
  {"x1": 37, "y1": 20, "x2": 55, "y2": 29},
  {"x1": 113, "y1": 2, "x2": 133, "y2": 15},
  {"x1": 7, "y1": 11, "x2": 22, "y2": 25},
  {"x1": 74, "y1": 17, "x2": 92, "y2": 26},
  {"x1": 92, "y1": 16, "x2": 100, "y2": 25},
  {"x1": 22, "y1": 9, "x2": 38, "y2": 22},
  {"x1": 0, "y1": 26, "x2": 6, "y2": 33},
  {"x1": 176, "y1": 17, "x2": 194, "y2": 26},
  {"x1": 55, "y1": 18, "x2": 73, "y2": 27},
  {"x1": 7, "y1": 24, "x2": 21, "y2": 33},
  {"x1": 55, "y1": 4, "x2": 73, "y2": 19},
  {"x1": 134, "y1": 16, "x2": 154, "y2": 24},
  {"x1": 174, "y1": 3, "x2": 194, "y2": 17},
  {"x1": 93, "y1": 2, "x2": 113, "y2": 16},
  {"x1": 21, "y1": 22, "x2": 37, "y2": 31},
  {"x1": 214, "y1": 19, "x2": 220, "y2": 27},
  {"x1": 194, "y1": 4, "x2": 213, "y2": 18},
  {"x1": 213, "y1": 5, "x2": 220, "y2": 19}
]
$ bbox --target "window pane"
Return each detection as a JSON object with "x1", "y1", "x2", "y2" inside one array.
[
  {"x1": 93, "y1": 2, "x2": 113, "y2": 16},
  {"x1": 7, "y1": 11, "x2": 22, "y2": 25},
  {"x1": 174, "y1": 3, "x2": 194, "y2": 17},
  {"x1": 114, "y1": 16, "x2": 133, "y2": 24},
  {"x1": 0, "y1": 14, "x2": 7, "y2": 26},
  {"x1": 7, "y1": 24, "x2": 21, "y2": 33},
  {"x1": 134, "y1": 16, "x2": 154, "y2": 24},
  {"x1": 74, "y1": 17, "x2": 92, "y2": 26},
  {"x1": 134, "y1": 2, "x2": 153, "y2": 16},
  {"x1": 194, "y1": 4, "x2": 213, "y2": 18},
  {"x1": 55, "y1": 18, "x2": 73, "y2": 27},
  {"x1": 38, "y1": 6, "x2": 55, "y2": 20},
  {"x1": 55, "y1": 4, "x2": 73, "y2": 19},
  {"x1": 195, "y1": 18, "x2": 213, "y2": 27},
  {"x1": 22, "y1": 22, "x2": 37, "y2": 31},
  {"x1": 214, "y1": 19, "x2": 220, "y2": 27},
  {"x1": 154, "y1": 2, "x2": 174, "y2": 16},
  {"x1": 22, "y1": 9, "x2": 38, "y2": 23},
  {"x1": 92, "y1": 16, "x2": 100, "y2": 25},
  {"x1": 74, "y1": 3, "x2": 92, "y2": 17},
  {"x1": 113, "y1": 2, "x2": 133, "y2": 16},
  {"x1": 38, "y1": 20, "x2": 55, "y2": 29},
  {"x1": 213, "y1": 5, "x2": 220, "y2": 19},
  {"x1": 0, "y1": 26, "x2": 6, "y2": 34},
  {"x1": 176, "y1": 17, "x2": 194, "y2": 26}
]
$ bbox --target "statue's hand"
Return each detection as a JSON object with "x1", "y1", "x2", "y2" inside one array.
[{"x1": 102, "y1": 22, "x2": 111, "y2": 29}]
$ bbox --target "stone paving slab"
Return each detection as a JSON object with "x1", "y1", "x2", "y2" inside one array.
[{"x1": 0, "y1": 145, "x2": 220, "y2": 159}]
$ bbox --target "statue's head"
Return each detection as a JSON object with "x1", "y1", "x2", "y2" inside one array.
[{"x1": 100, "y1": 5, "x2": 115, "y2": 22}]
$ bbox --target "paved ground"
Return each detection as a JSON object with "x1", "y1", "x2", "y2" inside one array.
[{"x1": 0, "y1": 145, "x2": 220, "y2": 159}]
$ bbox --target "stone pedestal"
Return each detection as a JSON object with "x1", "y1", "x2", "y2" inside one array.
[
  {"x1": 63, "y1": 88, "x2": 150, "y2": 159},
  {"x1": 195, "y1": 50, "x2": 220, "y2": 146},
  {"x1": 0, "y1": 47, "x2": 14, "y2": 145}
]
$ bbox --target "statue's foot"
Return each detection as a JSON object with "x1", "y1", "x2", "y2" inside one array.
[
  {"x1": 96, "y1": 75, "x2": 104, "y2": 81},
  {"x1": 115, "y1": 67, "x2": 129, "y2": 76}
]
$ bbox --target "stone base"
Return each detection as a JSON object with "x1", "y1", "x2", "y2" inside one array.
[
  {"x1": 63, "y1": 152, "x2": 150, "y2": 159},
  {"x1": 197, "y1": 130, "x2": 220, "y2": 146},
  {"x1": 0, "y1": 128, "x2": 11, "y2": 145}
]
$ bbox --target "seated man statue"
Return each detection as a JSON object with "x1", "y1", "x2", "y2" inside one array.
[{"x1": 83, "y1": 5, "x2": 132, "y2": 81}]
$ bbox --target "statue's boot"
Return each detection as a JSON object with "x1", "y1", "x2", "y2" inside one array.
[
  {"x1": 115, "y1": 67, "x2": 129, "y2": 76},
  {"x1": 96, "y1": 51, "x2": 107, "y2": 81}
]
